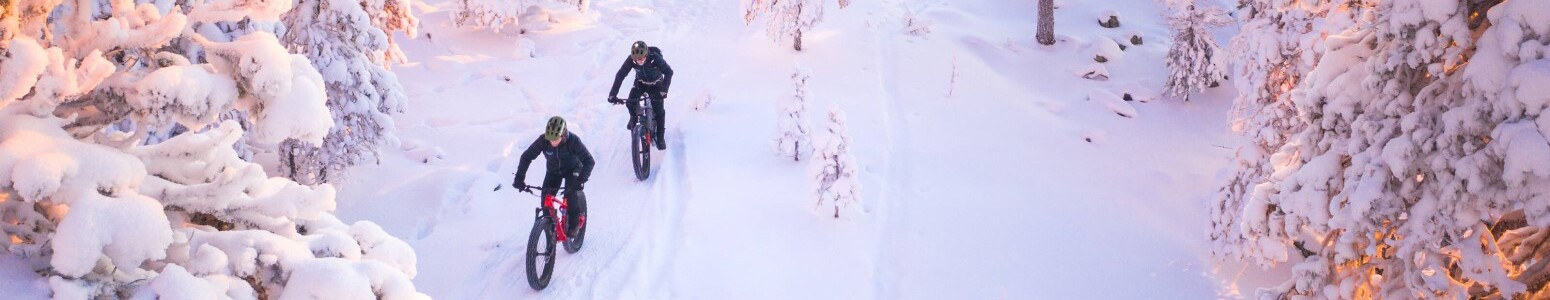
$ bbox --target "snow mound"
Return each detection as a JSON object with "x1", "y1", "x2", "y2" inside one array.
[
  {"x1": 1074, "y1": 63, "x2": 1110, "y2": 81},
  {"x1": 1088, "y1": 90, "x2": 1136, "y2": 118},
  {"x1": 1092, "y1": 36, "x2": 1124, "y2": 63}
]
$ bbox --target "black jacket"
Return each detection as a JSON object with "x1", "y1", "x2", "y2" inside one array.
[
  {"x1": 515, "y1": 132, "x2": 595, "y2": 182},
  {"x1": 609, "y1": 48, "x2": 674, "y2": 99}
]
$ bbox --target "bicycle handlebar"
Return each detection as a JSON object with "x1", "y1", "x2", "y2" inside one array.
[
  {"x1": 608, "y1": 95, "x2": 661, "y2": 105},
  {"x1": 519, "y1": 185, "x2": 573, "y2": 195}
]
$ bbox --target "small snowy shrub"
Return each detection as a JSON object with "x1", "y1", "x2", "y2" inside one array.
[
  {"x1": 810, "y1": 105, "x2": 862, "y2": 218},
  {"x1": 1161, "y1": 0, "x2": 1231, "y2": 100},
  {"x1": 775, "y1": 66, "x2": 815, "y2": 162},
  {"x1": 902, "y1": 8, "x2": 932, "y2": 36}
]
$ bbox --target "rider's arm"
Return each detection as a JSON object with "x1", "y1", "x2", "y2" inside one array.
[
  {"x1": 609, "y1": 57, "x2": 632, "y2": 99},
  {"x1": 514, "y1": 136, "x2": 546, "y2": 183},
  {"x1": 658, "y1": 58, "x2": 673, "y2": 94},
  {"x1": 573, "y1": 136, "x2": 596, "y2": 181}
]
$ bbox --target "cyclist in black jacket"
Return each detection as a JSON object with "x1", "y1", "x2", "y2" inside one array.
[
  {"x1": 607, "y1": 40, "x2": 673, "y2": 150},
  {"x1": 513, "y1": 117, "x2": 594, "y2": 234}
]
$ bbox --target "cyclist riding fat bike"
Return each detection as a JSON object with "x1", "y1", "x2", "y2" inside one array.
[
  {"x1": 513, "y1": 116, "x2": 594, "y2": 234},
  {"x1": 607, "y1": 40, "x2": 673, "y2": 150}
]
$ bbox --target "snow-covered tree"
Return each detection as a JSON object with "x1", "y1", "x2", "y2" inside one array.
[
  {"x1": 1161, "y1": 0, "x2": 1230, "y2": 100},
  {"x1": 775, "y1": 66, "x2": 814, "y2": 161},
  {"x1": 1212, "y1": 0, "x2": 1550, "y2": 298},
  {"x1": 810, "y1": 105, "x2": 861, "y2": 219},
  {"x1": 743, "y1": 0, "x2": 850, "y2": 51},
  {"x1": 1208, "y1": 0, "x2": 1354, "y2": 268},
  {"x1": 1036, "y1": 0, "x2": 1054, "y2": 45},
  {"x1": 452, "y1": 0, "x2": 586, "y2": 33},
  {"x1": 279, "y1": 0, "x2": 419, "y2": 185},
  {"x1": 0, "y1": 0, "x2": 424, "y2": 297}
]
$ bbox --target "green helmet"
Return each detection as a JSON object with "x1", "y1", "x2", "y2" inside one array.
[
  {"x1": 631, "y1": 41, "x2": 649, "y2": 60},
  {"x1": 544, "y1": 116, "x2": 567, "y2": 141}
]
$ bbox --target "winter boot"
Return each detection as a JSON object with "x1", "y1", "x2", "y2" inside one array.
[
  {"x1": 655, "y1": 120, "x2": 666, "y2": 150},
  {"x1": 655, "y1": 130, "x2": 666, "y2": 150}
]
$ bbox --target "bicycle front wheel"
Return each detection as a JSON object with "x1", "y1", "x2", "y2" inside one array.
[
  {"x1": 525, "y1": 217, "x2": 557, "y2": 290},
  {"x1": 631, "y1": 126, "x2": 651, "y2": 180}
]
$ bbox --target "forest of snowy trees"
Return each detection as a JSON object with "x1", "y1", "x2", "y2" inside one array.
[
  {"x1": 451, "y1": 0, "x2": 586, "y2": 33},
  {"x1": 743, "y1": 0, "x2": 850, "y2": 51},
  {"x1": 0, "y1": 0, "x2": 425, "y2": 297},
  {"x1": 1207, "y1": 0, "x2": 1550, "y2": 298}
]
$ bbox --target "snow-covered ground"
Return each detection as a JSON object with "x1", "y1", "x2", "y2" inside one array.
[
  {"x1": 0, "y1": 0, "x2": 1278, "y2": 298},
  {"x1": 328, "y1": 0, "x2": 1262, "y2": 298}
]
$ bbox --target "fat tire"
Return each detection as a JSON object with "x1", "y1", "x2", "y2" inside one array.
[
  {"x1": 526, "y1": 217, "x2": 557, "y2": 290},
  {"x1": 632, "y1": 126, "x2": 651, "y2": 180}
]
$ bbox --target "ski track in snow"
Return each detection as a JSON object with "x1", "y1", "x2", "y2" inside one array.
[
  {"x1": 871, "y1": 1, "x2": 907, "y2": 296},
  {"x1": 658, "y1": 129, "x2": 694, "y2": 296},
  {"x1": 456, "y1": 1, "x2": 714, "y2": 298}
]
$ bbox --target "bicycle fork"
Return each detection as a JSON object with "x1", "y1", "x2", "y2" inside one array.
[{"x1": 640, "y1": 102, "x2": 657, "y2": 146}]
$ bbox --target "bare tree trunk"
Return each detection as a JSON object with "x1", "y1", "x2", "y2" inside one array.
[
  {"x1": 794, "y1": 29, "x2": 804, "y2": 51},
  {"x1": 793, "y1": 141, "x2": 800, "y2": 161},
  {"x1": 1036, "y1": 0, "x2": 1055, "y2": 45},
  {"x1": 286, "y1": 144, "x2": 298, "y2": 180}
]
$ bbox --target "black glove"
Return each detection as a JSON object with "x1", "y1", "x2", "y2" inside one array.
[
  {"x1": 608, "y1": 96, "x2": 623, "y2": 105},
  {"x1": 514, "y1": 178, "x2": 529, "y2": 193}
]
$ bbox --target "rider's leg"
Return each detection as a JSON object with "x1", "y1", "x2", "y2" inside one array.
[
  {"x1": 651, "y1": 88, "x2": 666, "y2": 149},
  {"x1": 541, "y1": 173, "x2": 563, "y2": 219},
  {"x1": 626, "y1": 86, "x2": 646, "y2": 130},
  {"x1": 562, "y1": 174, "x2": 585, "y2": 234}
]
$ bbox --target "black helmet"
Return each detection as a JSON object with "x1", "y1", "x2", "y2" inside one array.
[
  {"x1": 631, "y1": 41, "x2": 649, "y2": 60},
  {"x1": 544, "y1": 116, "x2": 567, "y2": 141}
]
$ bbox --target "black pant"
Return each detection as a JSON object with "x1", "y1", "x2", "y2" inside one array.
[
  {"x1": 542, "y1": 172, "x2": 585, "y2": 232},
  {"x1": 627, "y1": 84, "x2": 666, "y2": 137}
]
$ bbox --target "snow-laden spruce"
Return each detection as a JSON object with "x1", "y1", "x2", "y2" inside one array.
[
  {"x1": 743, "y1": 0, "x2": 849, "y2": 51},
  {"x1": 452, "y1": 0, "x2": 586, "y2": 33},
  {"x1": 279, "y1": 0, "x2": 418, "y2": 185},
  {"x1": 0, "y1": 0, "x2": 425, "y2": 298},
  {"x1": 1211, "y1": 0, "x2": 1550, "y2": 298},
  {"x1": 810, "y1": 105, "x2": 861, "y2": 219},
  {"x1": 1209, "y1": 0, "x2": 1348, "y2": 269},
  {"x1": 775, "y1": 66, "x2": 815, "y2": 161},
  {"x1": 1160, "y1": 0, "x2": 1230, "y2": 100}
]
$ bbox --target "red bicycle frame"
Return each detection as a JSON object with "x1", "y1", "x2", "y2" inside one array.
[{"x1": 543, "y1": 195, "x2": 585, "y2": 241}]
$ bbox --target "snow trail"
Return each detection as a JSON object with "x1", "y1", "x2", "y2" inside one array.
[{"x1": 331, "y1": 0, "x2": 1244, "y2": 298}]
